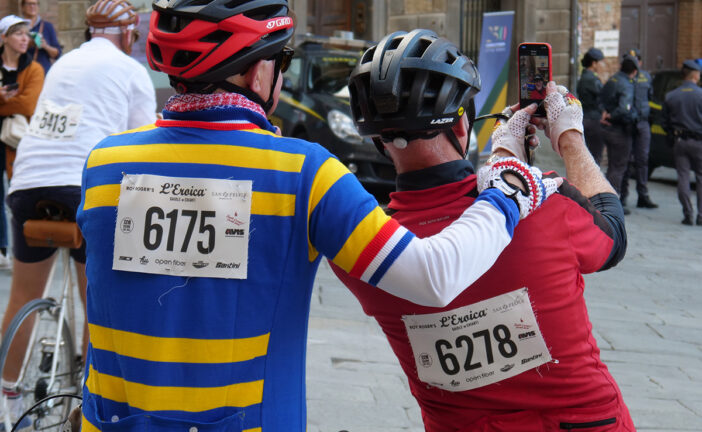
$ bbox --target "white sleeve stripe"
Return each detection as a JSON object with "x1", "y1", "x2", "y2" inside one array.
[{"x1": 360, "y1": 226, "x2": 410, "y2": 282}]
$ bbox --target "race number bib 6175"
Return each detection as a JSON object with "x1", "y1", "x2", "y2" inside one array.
[
  {"x1": 402, "y1": 288, "x2": 551, "y2": 392},
  {"x1": 113, "y1": 174, "x2": 252, "y2": 279},
  {"x1": 27, "y1": 99, "x2": 83, "y2": 141}
]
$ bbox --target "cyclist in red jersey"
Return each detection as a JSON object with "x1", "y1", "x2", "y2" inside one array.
[{"x1": 332, "y1": 30, "x2": 634, "y2": 431}]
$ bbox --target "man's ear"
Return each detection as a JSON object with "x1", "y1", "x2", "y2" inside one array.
[
  {"x1": 244, "y1": 59, "x2": 267, "y2": 94},
  {"x1": 451, "y1": 114, "x2": 469, "y2": 139}
]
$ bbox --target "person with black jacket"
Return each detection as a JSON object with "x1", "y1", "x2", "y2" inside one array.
[
  {"x1": 600, "y1": 54, "x2": 639, "y2": 213},
  {"x1": 663, "y1": 60, "x2": 702, "y2": 225},
  {"x1": 577, "y1": 47, "x2": 605, "y2": 164}
]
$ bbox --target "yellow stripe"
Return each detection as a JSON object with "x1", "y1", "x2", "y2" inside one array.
[
  {"x1": 83, "y1": 184, "x2": 120, "y2": 211},
  {"x1": 651, "y1": 124, "x2": 667, "y2": 136},
  {"x1": 307, "y1": 158, "x2": 351, "y2": 261},
  {"x1": 252, "y1": 191, "x2": 295, "y2": 216},
  {"x1": 112, "y1": 123, "x2": 158, "y2": 136},
  {"x1": 86, "y1": 365, "x2": 263, "y2": 412},
  {"x1": 82, "y1": 416, "x2": 101, "y2": 432},
  {"x1": 649, "y1": 101, "x2": 662, "y2": 111},
  {"x1": 279, "y1": 94, "x2": 325, "y2": 121},
  {"x1": 89, "y1": 323, "x2": 269, "y2": 364},
  {"x1": 82, "y1": 183, "x2": 295, "y2": 216},
  {"x1": 332, "y1": 206, "x2": 390, "y2": 272},
  {"x1": 86, "y1": 143, "x2": 305, "y2": 172}
]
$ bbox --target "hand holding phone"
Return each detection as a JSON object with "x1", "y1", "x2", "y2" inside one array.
[
  {"x1": 518, "y1": 42, "x2": 552, "y2": 117},
  {"x1": 3, "y1": 83, "x2": 19, "y2": 92}
]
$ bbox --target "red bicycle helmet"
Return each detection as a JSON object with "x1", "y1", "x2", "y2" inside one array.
[{"x1": 147, "y1": 0, "x2": 294, "y2": 84}]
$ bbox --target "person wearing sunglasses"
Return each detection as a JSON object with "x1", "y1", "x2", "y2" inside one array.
[
  {"x1": 0, "y1": 2, "x2": 156, "y2": 428},
  {"x1": 76, "y1": 1, "x2": 559, "y2": 431}
]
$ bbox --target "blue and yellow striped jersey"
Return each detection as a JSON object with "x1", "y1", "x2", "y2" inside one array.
[{"x1": 77, "y1": 104, "x2": 414, "y2": 431}]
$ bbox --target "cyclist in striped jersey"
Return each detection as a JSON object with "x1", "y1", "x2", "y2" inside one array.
[{"x1": 76, "y1": 1, "x2": 559, "y2": 430}]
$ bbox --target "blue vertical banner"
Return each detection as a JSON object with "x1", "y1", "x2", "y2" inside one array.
[{"x1": 473, "y1": 11, "x2": 514, "y2": 154}]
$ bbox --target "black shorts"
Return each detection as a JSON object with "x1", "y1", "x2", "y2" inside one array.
[{"x1": 7, "y1": 186, "x2": 86, "y2": 264}]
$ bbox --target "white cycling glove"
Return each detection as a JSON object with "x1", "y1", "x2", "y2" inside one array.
[
  {"x1": 543, "y1": 84, "x2": 584, "y2": 155},
  {"x1": 477, "y1": 157, "x2": 560, "y2": 219},
  {"x1": 489, "y1": 106, "x2": 532, "y2": 162}
]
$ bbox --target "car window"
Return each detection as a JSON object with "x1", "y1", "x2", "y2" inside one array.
[
  {"x1": 307, "y1": 55, "x2": 358, "y2": 93},
  {"x1": 283, "y1": 57, "x2": 303, "y2": 92}
]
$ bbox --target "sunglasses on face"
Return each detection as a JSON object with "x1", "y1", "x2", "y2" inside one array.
[{"x1": 272, "y1": 46, "x2": 294, "y2": 73}]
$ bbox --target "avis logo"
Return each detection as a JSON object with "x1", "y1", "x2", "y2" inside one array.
[
  {"x1": 266, "y1": 17, "x2": 292, "y2": 30},
  {"x1": 225, "y1": 228, "x2": 245, "y2": 237},
  {"x1": 500, "y1": 363, "x2": 515, "y2": 372}
]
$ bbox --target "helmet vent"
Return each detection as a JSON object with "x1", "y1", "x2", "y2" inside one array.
[
  {"x1": 388, "y1": 37, "x2": 402, "y2": 51},
  {"x1": 242, "y1": 5, "x2": 286, "y2": 20},
  {"x1": 361, "y1": 47, "x2": 375, "y2": 64},
  {"x1": 172, "y1": 50, "x2": 201, "y2": 68},
  {"x1": 411, "y1": 38, "x2": 432, "y2": 57},
  {"x1": 445, "y1": 52, "x2": 457, "y2": 64},
  {"x1": 158, "y1": 13, "x2": 192, "y2": 33},
  {"x1": 149, "y1": 42, "x2": 163, "y2": 63},
  {"x1": 199, "y1": 30, "x2": 233, "y2": 43}
]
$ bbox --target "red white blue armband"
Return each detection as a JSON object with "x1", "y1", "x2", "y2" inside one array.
[{"x1": 477, "y1": 157, "x2": 559, "y2": 219}]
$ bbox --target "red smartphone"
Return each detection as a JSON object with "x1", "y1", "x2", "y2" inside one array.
[{"x1": 518, "y1": 42, "x2": 552, "y2": 117}]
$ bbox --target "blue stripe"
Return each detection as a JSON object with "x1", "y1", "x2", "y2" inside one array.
[
  {"x1": 83, "y1": 390, "x2": 262, "y2": 428},
  {"x1": 474, "y1": 188, "x2": 518, "y2": 236},
  {"x1": 89, "y1": 347, "x2": 266, "y2": 388},
  {"x1": 368, "y1": 231, "x2": 414, "y2": 286}
]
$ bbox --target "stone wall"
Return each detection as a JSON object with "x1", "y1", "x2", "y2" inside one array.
[
  {"x1": 386, "y1": 0, "x2": 449, "y2": 36},
  {"x1": 677, "y1": 0, "x2": 702, "y2": 66},
  {"x1": 534, "y1": 0, "x2": 574, "y2": 87},
  {"x1": 578, "y1": 0, "x2": 622, "y2": 82}
]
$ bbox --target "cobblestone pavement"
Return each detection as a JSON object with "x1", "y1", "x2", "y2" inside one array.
[{"x1": 0, "y1": 147, "x2": 699, "y2": 432}]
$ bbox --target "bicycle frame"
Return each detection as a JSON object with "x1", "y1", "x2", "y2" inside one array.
[{"x1": 13, "y1": 249, "x2": 77, "y2": 400}]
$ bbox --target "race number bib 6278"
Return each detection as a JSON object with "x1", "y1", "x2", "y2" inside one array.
[
  {"x1": 113, "y1": 174, "x2": 252, "y2": 279},
  {"x1": 27, "y1": 99, "x2": 83, "y2": 141},
  {"x1": 402, "y1": 288, "x2": 551, "y2": 392}
]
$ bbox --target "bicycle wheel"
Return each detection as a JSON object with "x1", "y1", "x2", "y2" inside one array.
[{"x1": 0, "y1": 299, "x2": 80, "y2": 431}]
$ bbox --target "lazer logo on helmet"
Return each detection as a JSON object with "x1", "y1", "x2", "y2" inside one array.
[
  {"x1": 430, "y1": 117, "x2": 454, "y2": 125},
  {"x1": 266, "y1": 17, "x2": 292, "y2": 30}
]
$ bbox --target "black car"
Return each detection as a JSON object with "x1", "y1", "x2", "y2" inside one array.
[
  {"x1": 648, "y1": 69, "x2": 702, "y2": 175},
  {"x1": 269, "y1": 36, "x2": 397, "y2": 190}
]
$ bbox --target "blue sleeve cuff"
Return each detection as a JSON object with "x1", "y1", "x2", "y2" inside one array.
[{"x1": 475, "y1": 188, "x2": 519, "y2": 237}]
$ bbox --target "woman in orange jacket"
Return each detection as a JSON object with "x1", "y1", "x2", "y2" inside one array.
[{"x1": 0, "y1": 14, "x2": 44, "y2": 268}]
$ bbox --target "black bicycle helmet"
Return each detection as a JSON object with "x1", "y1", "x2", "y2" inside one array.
[
  {"x1": 148, "y1": 0, "x2": 294, "y2": 108},
  {"x1": 348, "y1": 29, "x2": 481, "y2": 157}
]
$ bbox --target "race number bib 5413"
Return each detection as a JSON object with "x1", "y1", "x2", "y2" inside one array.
[
  {"x1": 402, "y1": 288, "x2": 551, "y2": 392},
  {"x1": 113, "y1": 174, "x2": 252, "y2": 279},
  {"x1": 27, "y1": 99, "x2": 83, "y2": 141}
]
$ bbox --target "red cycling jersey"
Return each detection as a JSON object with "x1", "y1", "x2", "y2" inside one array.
[{"x1": 332, "y1": 161, "x2": 635, "y2": 432}]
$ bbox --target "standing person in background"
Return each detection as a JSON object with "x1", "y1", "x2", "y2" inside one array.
[
  {"x1": 600, "y1": 54, "x2": 639, "y2": 214},
  {"x1": 0, "y1": 0, "x2": 155, "y2": 428},
  {"x1": 577, "y1": 47, "x2": 605, "y2": 164},
  {"x1": 621, "y1": 48, "x2": 657, "y2": 209},
  {"x1": 663, "y1": 60, "x2": 702, "y2": 226},
  {"x1": 0, "y1": 15, "x2": 44, "y2": 270},
  {"x1": 20, "y1": 0, "x2": 61, "y2": 74}
]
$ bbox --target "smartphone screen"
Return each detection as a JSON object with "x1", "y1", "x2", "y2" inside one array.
[
  {"x1": 518, "y1": 43, "x2": 552, "y2": 116},
  {"x1": 4, "y1": 83, "x2": 19, "y2": 91}
]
